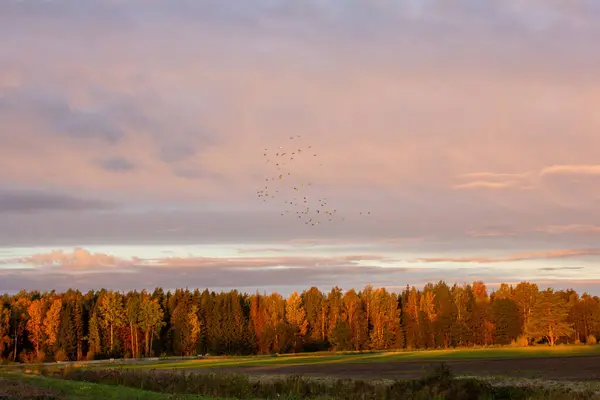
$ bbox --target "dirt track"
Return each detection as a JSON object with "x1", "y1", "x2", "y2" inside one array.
[{"x1": 209, "y1": 356, "x2": 600, "y2": 381}]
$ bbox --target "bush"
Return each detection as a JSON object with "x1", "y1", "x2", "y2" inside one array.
[
  {"x1": 511, "y1": 335, "x2": 529, "y2": 347},
  {"x1": 586, "y1": 335, "x2": 597, "y2": 345},
  {"x1": 54, "y1": 350, "x2": 68, "y2": 362}
]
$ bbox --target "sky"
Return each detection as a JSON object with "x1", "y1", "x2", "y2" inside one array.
[{"x1": 1, "y1": 0, "x2": 600, "y2": 296}]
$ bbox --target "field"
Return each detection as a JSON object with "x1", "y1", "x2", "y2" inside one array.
[
  {"x1": 113, "y1": 345, "x2": 600, "y2": 381},
  {"x1": 3, "y1": 345, "x2": 600, "y2": 399}
]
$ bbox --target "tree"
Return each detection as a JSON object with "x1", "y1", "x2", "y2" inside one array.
[
  {"x1": 126, "y1": 294, "x2": 141, "y2": 358},
  {"x1": 526, "y1": 289, "x2": 574, "y2": 346},
  {"x1": 138, "y1": 296, "x2": 164, "y2": 356},
  {"x1": 514, "y1": 282, "x2": 538, "y2": 334},
  {"x1": 57, "y1": 302, "x2": 76, "y2": 361},
  {"x1": 285, "y1": 292, "x2": 308, "y2": 351},
  {"x1": 0, "y1": 303, "x2": 10, "y2": 358},
  {"x1": 491, "y1": 298, "x2": 520, "y2": 345},
  {"x1": 43, "y1": 298, "x2": 63, "y2": 354},
  {"x1": 403, "y1": 286, "x2": 422, "y2": 349},
  {"x1": 329, "y1": 319, "x2": 352, "y2": 351},
  {"x1": 87, "y1": 310, "x2": 102, "y2": 357},
  {"x1": 26, "y1": 299, "x2": 45, "y2": 360},
  {"x1": 370, "y1": 288, "x2": 400, "y2": 349},
  {"x1": 170, "y1": 299, "x2": 201, "y2": 356},
  {"x1": 573, "y1": 293, "x2": 600, "y2": 342},
  {"x1": 343, "y1": 289, "x2": 368, "y2": 350},
  {"x1": 98, "y1": 291, "x2": 125, "y2": 353}
]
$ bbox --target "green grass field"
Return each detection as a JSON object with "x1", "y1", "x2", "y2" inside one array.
[
  {"x1": 104, "y1": 344, "x2": 600, "y2": 371},
  {"x1": 0, "y1": 370, "x2": 222, "y2": 400}
]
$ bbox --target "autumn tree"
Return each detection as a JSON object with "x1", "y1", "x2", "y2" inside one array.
[
  {"x1": 302, "y1": 287, "x2": 326, "y2": 345},
  {"x1": 98, "y1": 291, "x2": 125, "y2": 353},
  {"x1": 87, "y1": 309, "x2": 102, "y2": 358},
  {"x1": 138, "y1": 295, "x2": 165, "y2": 356},
  {"x1": 573, "y1": 293, "x2": 600, "y2": 342},
  {"x1": 329, "y1": 319, "x2": 352, "y2": 351},
  {"x1": 126, "y1": 293, "x2": 141, "y2": 358},
  {"x1": 26, "y1": 299, "x2": 45, "y2": 360},
  {"x1": 285, "y1": 292, "x2": 308, "y2": 351},
  {"x1": 526, "y1": 289, "x2": 574, "y2": 346},
  {"x1": 43, "y1": 298, "x2": 62, "y2": 356},
  {"x1": 491, "y1": 298, "x2": 520, "y2": 345},
  {"x1": 342, "y1": 289, "x2": 368, "y2": 350},
  {"x1": 513, "y1": 282, "x2": 538, "y2": 334},
  {"x1": 0, "y1": 303, "x2": 10, "y2": 359},
  {"x1": 170, "y1": 299, "x2": 201, "y2": 356},
  {"x1": 402, "y1": 286, "x2": 422, "y2": 349},
  {"x1": 370, "y1": 288, "x2": 400, "y2": 349}
]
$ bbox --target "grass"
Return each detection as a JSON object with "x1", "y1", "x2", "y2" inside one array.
[
  {"x1": 0, "y1": 371, "x2": 223, "y2": 400},
  {"x1": 89, "y1": 344, "x2": 600, "y2": 371},
  {"x1": 32, "y1": 364, "x2": 600, "y2": 400}
]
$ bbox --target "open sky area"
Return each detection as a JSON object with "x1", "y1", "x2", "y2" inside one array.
[{"x1": 1, "y1": 1, "x2": 600, "y2": 295}]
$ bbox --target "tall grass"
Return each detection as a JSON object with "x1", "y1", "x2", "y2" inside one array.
[{"x1": 34, "y1": 364, "x2": 600, "y2": 400}]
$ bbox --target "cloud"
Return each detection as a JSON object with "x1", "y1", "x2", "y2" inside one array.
[
  {"x1": 0, "y1": 87, "x2": 124, "y2": 143},
  {"x1": 416, "y1": 249, "x2": 600, "y2": 264},
  {"x1": 456, "y1": 165, "x2": 600, "y2": 191},
  {"x1": 453, "y1": 172, "x2": 534, "y2": 190},
  {"x1": 539, "y1": 165, "x2": 600, "y2": 177},
  {"x1": 237, "y1": 248, "x2": 287, "y2": 254},
  {"x1": 4, "y1": 247, "x2": 396, "y2": 270},
  {"x1": 96, "y1": 156, "x2": 134, "y2": 172},
  {"x1": 157, "y1": 143, "x2": 197, "y2": 164},
  {"x1": 1, "y1": 0, "x2": 600, "y2": 257},
  {"x1": 0, "y1": 188, "x2": 115, "y2": 213},
  {"x1": 453, "y1": 181, "x2": 525, "y2": 190},
  {"x1": 537, "y1": 224, "x2": 600, "y2": 235},
  {"x1": 5, "y1": 248, "x2": 123, "y2": 269},
  {"x1": 538, "y1": 266, "x2": 583, "y2": 271},
  {"x1": 0, "y1": 247, "x2": 410, "y2": 293}
]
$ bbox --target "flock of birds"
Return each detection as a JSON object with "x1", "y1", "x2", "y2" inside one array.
[{"x1": 256, "y1": 135, "x2": 371, "y2": 226}]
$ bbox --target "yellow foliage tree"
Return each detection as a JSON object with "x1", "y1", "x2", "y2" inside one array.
[
  {"x1": 26, "y1": 299, "x2": 45, "y2": 359},
  {"x1": 43, "y1": 298, "x2": 63, "y2": 351}
]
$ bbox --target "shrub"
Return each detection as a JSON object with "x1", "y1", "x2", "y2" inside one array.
[
  {"x1": 54, "y1": 350, "x2": 68, "y2": 362},
  {"x1": 586, "y1": 335, "x2": 597, "y2": 345},
  {"x1": 511, "y1": 335, "x2": 529, "y2": 347}
]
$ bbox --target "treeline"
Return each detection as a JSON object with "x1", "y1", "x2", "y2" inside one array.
[{"x1": 0, "y1": 281, "x2": 599, "y2": 362}]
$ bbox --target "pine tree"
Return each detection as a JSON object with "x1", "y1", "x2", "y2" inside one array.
[
  {"x1": 491, "y1": 298, "x2": 520, "y2": 345},
  {"x1": 526, "y1": 289, "x2": 574, "y2": 346},
  {"x1": 87, "y1": 309, "x2": 102, "y2": 358},
  {"x1": 57, "y1": 302, "x2": 76, "y2": 360}
]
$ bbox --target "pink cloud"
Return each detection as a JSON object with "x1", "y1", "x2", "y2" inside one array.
[
  {"x1": 5, "y1": 248, "x2": 397, "y2": 271},
  {"x1": 539, "y1": 164, "x2": 600, "y2": 177},
  {"x1": 416, "y1": 248, "x2": 600, "y2": 264},
  {"x1": 537, "y1": 224, "x2": 600, "y2": 235}
]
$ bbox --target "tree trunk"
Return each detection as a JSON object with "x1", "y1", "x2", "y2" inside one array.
[
  {"x1": 145, "y1": 329, "x2": 150, "y2": 356},
  {"x1": 13, "y1": 328, "x2": 18, "y2": 361},
  {"x1": 130, "y1": 323, "x2": 134, "y2": 358},
  {"x1": 134, "y1": 329, "x2": 138, "y2": 358},
  {"x1": 110, "y1": 323, "x2": 114, "y2": 352},
  {"x1": 150, "y1": 327, "x2": 154, "y2": 356}
]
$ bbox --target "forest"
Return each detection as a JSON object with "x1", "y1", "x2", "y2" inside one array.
[{"x1": 0, "y1": 281, "x2": 599, "y2": 363}]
